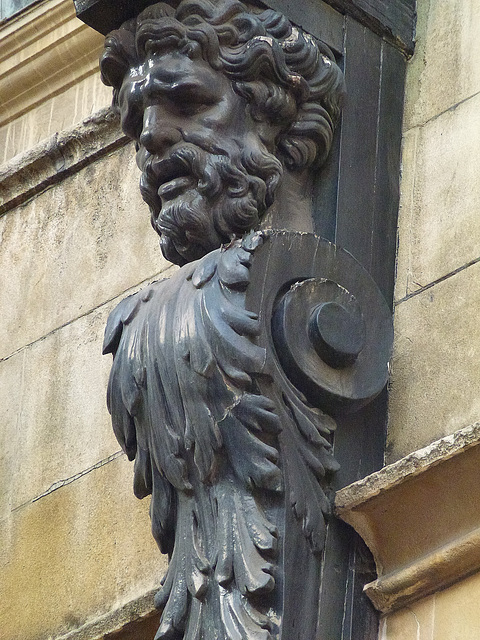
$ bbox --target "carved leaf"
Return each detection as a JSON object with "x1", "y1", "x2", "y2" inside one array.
[
  {"x1": 227, "y1": 393, "x2": 283, "y2": 495},
  {"x1": 154, "y1": 495, "x2": 210, "y2": 640},
  {"x1": 219, "y1": 589, "x2": 272, "y2": 640},
  {"x1": 280, "y1": 392, "x2": 340, "y2": 554},
  {"x1": 104, "y1": 233, "x2": 281, "y2": 639},
  {"x1": 215, "y1": 479, "x2": 277, "y2": 596},
  {"x1": 154, "y1": 475, "x2": 276, "y2": 640}
]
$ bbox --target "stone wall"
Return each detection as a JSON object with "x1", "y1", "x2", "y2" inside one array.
[
  {"x1": 383, "y1": 570, "x2": 480, "y2": 639},
  {"x1": 388, "y1": 0, "x2": 480, "y2": 461},
  {"x1": 0, "y1": 2, "x2": 170, "y2": 637},
  {"x1": 336, "y1": 1, "x2": 480, "y2": 637},
  {"x1": 2, "y1": 0, "x2": 480, "y2": 638}
]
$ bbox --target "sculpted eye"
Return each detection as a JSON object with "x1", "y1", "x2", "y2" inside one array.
[
  {"x1": 168, "y1": 84, "x2": 219, "y2": 114},
  {"x1": 176, "y1": 100, "x2": 213, "y2": 115}
]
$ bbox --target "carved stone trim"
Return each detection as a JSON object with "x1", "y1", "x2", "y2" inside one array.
[
  {"x1": 336, "y1": 422, "x2": 480, "y2": 612},
  {"x1": 0, "y1": 0, "x2": 104, "y2": 128},
  {"x1": 0, "y1": 108, "x2": 128, "y2": 216},
  {"x1": 365, "y1": 527, "x2": 480, "y2": 613},
  {"x1": 48, "y1": 590, "x2": 158, "y2": 640}
]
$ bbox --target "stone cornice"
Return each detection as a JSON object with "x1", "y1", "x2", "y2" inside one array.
[
  {"x1": 0, "y1": 108, "x2": 128, "y2": 215},
  {"x1": 0, "y1": 0, "x2": 104, "y2": 128},
  {"x1": 336, "y1": 423, "x2": 480, "y2": 612}
]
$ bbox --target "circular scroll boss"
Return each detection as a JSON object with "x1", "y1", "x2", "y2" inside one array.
[{"x1": 245, "y1": 231, "x2": 393, "y2": 415}]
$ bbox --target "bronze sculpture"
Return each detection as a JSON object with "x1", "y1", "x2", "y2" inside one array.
[
  {"x1": 100, "y1": 1, "x2": 393, "y2": 637},
  {"x1": 99, "y1": 0, "x2": 345, "y2": 264}
]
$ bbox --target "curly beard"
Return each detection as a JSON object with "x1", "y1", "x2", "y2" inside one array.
[{"x1": 137, "y1": 140, "x2": 283, "y2": 265}]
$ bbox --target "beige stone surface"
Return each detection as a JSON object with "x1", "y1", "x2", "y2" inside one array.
[
  {"x1": 0, "y1": 0, "x2": 105, "y2": 129},
  {"x1": 0, "y1": 143, "x2": 169, "y2": 360},
  {"x1": 396, "y1": 91, "x2": 480, "y2": 298},
  {"x1": 0, "y1": 352, "x2": 24, "y2": 521},
  {"x1": 395, "y1": 127, "x2": 417, "y2": 300},
  {"x1": 382, "y1": 571, "x2": 480, "y2": 639},
  {"x1": 380, "y1": 595, "x2": 435, "y2": 639},
  {"x1": 0, "y1": 74, "x2": 112, "y2": 164},
  {"x1": 433, "y1": 571, "x2": 480, "y2": 639},
  {"x1": 0, "y1": 455, "x2": 167, "y2": 640},
  {"x1": 388, "y1": 261, "x2": 480, "y2": 462},
  {"x1": 0, "y1": 251, "x2": 177, "y2": 521},
  {"x1": 403, "y1": 0, "x2": 480, "y2": 131},
  {"x1": 0, "y1": 303, "x2": 119, "y2": 516}
]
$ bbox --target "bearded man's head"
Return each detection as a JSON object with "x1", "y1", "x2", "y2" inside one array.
[{"x1": 100, "y1": 0, "x2": 345, "y2": 265}]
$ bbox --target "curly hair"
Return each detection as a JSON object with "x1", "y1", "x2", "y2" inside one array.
[{"x1": 100, "y1": 0, "x2": 345, "y2": 170}]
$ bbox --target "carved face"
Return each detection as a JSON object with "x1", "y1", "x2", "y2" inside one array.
[
  {"x1": 117, "y1": 50, "x2": 283, "y2": 265},
  {"x1": 101, "y1": 1, "x2": 346, "y2": 264}
]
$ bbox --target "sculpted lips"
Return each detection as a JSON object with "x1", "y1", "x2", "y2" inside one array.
[{"x1": 148, "y1": 149, "x2": 198, "y2": 202}]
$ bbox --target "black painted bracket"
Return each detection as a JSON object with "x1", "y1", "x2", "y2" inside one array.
[
  {"x1": 73, "y1": 0, "x2": 415, "y2": 54},
  {"x1": 72, "y1": 0, "x2": 155, "y2": 34},
  {"x1": 325, "y1": 0, "x2": 415, "y2": 55}
]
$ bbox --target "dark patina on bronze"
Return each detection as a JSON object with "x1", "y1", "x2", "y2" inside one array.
[{"x1": 78, "y1": 1, "x2": 393, "y2": 637}]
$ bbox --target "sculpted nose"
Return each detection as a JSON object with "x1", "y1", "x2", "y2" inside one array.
[{"x1": 139, "y1": 105, "x2": 183, "y2": 155}]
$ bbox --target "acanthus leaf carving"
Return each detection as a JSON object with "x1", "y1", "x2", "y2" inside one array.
[
  {"x1": 96, "y1": 1, "x2": 394, "y2": 637},
  {"x1": 104, "y1": 234, "x2": 285, "y2": 639},
  {"x1": 281, "y1": 392, "x2": 339, "y2": 555},
  {"x1": 104, "y1": 215, "x2": 394, "y2": 637}
]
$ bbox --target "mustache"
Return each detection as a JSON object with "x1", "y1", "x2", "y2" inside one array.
[{"x1": 139, "y1": 142, "x2": 226, "y2": 216}]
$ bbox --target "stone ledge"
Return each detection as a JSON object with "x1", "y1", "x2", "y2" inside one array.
[
  {"x1": 364, "y1": 526, "x2": 480, "y2": 613},
  {"x1": 336, "y1": 422, "x2": 480, "y2": 509},
  {"x1": 55, "y1": 590, "x2": 158, "y2": 640},
  {"x1": 0, "y1": 107, "x2": 128, "y2": 215},
  {"x1": 335, "y1": 423, "x2": 480, "y2": 612},
  {"x1": 0, "y1": 0, "x2": 105, "y2": 128}
]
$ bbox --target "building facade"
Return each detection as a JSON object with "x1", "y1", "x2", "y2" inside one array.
[{"x1": 1, "y1": 0, "x2": 480, "y2": 638}]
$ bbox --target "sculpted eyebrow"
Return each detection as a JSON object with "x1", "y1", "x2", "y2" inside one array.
[{"x1": 158, "y1": 79, "x2": 219, "y2": 103}]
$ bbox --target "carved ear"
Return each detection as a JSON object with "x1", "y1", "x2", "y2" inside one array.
[{"x1": 100, "y1": 28, "x2": 137, "y2": 108}]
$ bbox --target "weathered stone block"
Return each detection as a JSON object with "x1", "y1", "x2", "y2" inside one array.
[
  {"x1": 0, "y1": 352, "x2": 23, "y2": 521},
  {"x1": 0, "y1": 74, "x2": 111, "y2": 164},
  {"x1": 0, "y1": 455, "x2": 166, "y2": 640},
  {"x1": 1, "y1": 303, "x2": 117, "y2": 513},
  {"x1": 396, "y1": 92, "x2": 480, "y2": 298},
  {"x1": 434, "y1": 571, "x2": 480, "y2": 639},
  {"x1": 379, "y1": 595, "x2": 435, "y2": 639},
  {"x1": 0, "y1": 260, "x2": 177, "y2": 516},
  {"x1": 0, "y1": 142, "x2": 170, "y2": 360},
  {"x1": 388, "y1": 261, "x2": 480, "y2": 461},
  {"x1": 381, "y1": 571, "x2": 480, "y2": 639},
  {"x1": 395, "y1": 126, "x2": 417, "y2": 300},
  {"x1": 403, "y1": 0, "x2": 480, "y2": 131}
]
